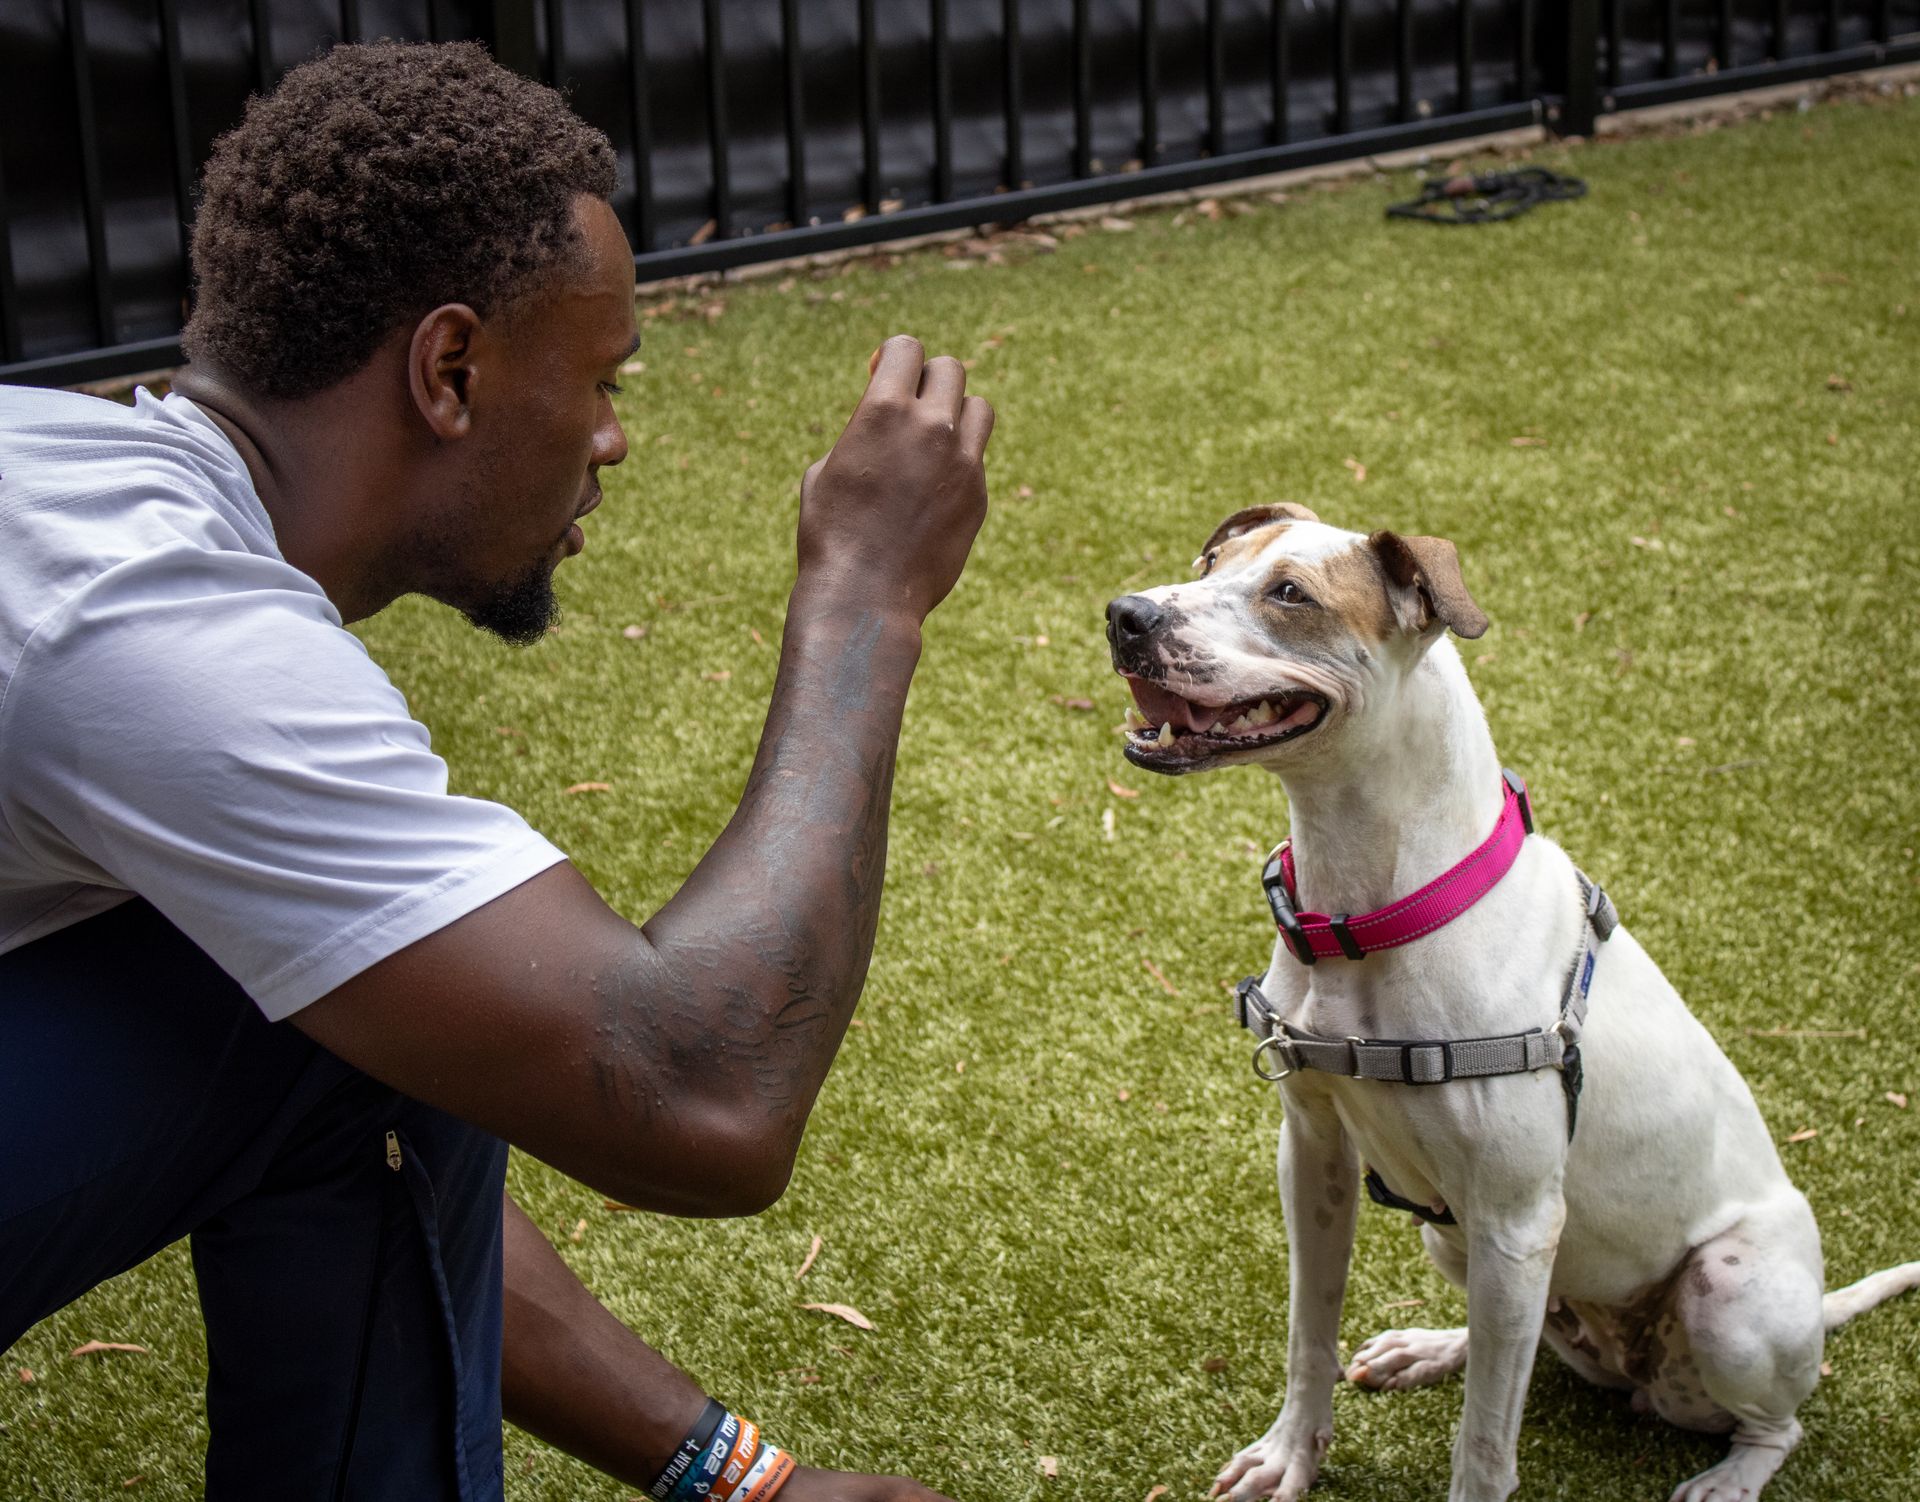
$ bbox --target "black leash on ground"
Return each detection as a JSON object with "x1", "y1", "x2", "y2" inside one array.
[{"x1": 1386, "y1": 166, "x2": 1587, "y2": 225}]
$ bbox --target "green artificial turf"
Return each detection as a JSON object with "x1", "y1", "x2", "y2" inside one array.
[{"x1": 6, "y1": 89, "x2": 1919, "y2": 1501}]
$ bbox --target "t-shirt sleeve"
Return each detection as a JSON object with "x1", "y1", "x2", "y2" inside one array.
[{"x1": 0, "y1": 543, "x2": 567, "y2": 1020}]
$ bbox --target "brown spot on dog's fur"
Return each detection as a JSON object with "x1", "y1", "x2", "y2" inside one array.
[
  {"x1": 1723, "y1": 1255, "x2": 1741, "y2": 1266},
  {"x1": 1314, "y1": 1206, "x2": 1335, "y2": 1230},
  {"x1": 1198, "y1": 502, "x2": 1319, "y2": 560},
  {"x1": 1369, "y1": 530, "x2": 1489, "y2": 639},
  {"x1": 1326, "y1": 1182, "x2": 1348, "y2": 1207}
]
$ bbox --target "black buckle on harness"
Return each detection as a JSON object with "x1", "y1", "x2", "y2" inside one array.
[
  {"x1": 1261, "y1": 849, "x2": 1316, "y2": 966},
  {"x1": 1329, "y1": 914, "x2": 1366, "y2": 961},
  {"x1": 1233, "y1": 975, "x2": 1269, "y2": 1033},
  {"x1": 1502, "y1": 767, "x2": 1534, "y2": 835}
]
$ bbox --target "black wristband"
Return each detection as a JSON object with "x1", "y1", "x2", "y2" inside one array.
[{"x1": 648, "y1": 1397, "x2": 728, "y2": 1500}]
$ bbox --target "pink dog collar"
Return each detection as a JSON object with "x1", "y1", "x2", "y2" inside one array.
[{"x1": 1263, "y1": 769, "x2": 1534, "y2": 965}]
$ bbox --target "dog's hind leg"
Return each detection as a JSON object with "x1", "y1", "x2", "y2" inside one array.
[
  {"x1": 1664, "y1": 1198, "x2": 1824, "y2": 1502},
  {"x1": 1211, "y1": 1102, "x2": 1359, "y2": 1502}
]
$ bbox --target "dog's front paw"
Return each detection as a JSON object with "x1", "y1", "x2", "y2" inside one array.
[{"x1": 1210, "y1": 1413, "x2": 1332, "y2": 1502}]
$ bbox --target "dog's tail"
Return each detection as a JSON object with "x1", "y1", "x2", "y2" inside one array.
[{"x1": 1823, "y1": 1262, "x2": 1920, "y2": 1331}]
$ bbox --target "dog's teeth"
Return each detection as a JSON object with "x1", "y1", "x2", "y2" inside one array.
[
  {"x1": 1207, "y1": 719, "x2": 1224, "y2": 735},
  {"x1": 1125, "y1": 705, "x2": 1147, "y2": 728},
  {"x1": 1251, "y1": 700, "x2": 1278, "y2": 727},
  {"x1": 1156, "y1": 722, "x2": 1175, "y2": 748},
  {"x1": 1230, "y1": 713, "x2": 1254, "y2": 732}
]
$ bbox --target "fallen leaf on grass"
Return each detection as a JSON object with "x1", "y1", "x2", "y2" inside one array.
[
  {"x1": 801, "y1": 1302, "x2": 875, "y2": 1330},
  {"x1": 563, "y1": 781, "x2": 612, "y2": 795},
  {"x1": 602, "y1": 1199, "x2": 644, "y2": 1212},
  {"x1": 1107, "y1": 779, "x2": 1140, "y2": 799},
  {"x1": 1201, "y1": 1355, "x2": 1229, "y2": 1373},
  {"x1": 622, "y1": 624, "x2": 648, "y2": 640},
  {"x1": 1573, "y1": 610, "x2": 1592, "y2": 633},
  {"x1": 702, "y1": 669, "x2": 732, "y2": 682},
  {"x1": 1821, "y1": 1361, "x2": 1834, "y2": 1377},
  {"x1": 1050, "y1": 695, "x2": 1096, "y2": 711},
  {"x1": 1038, "y1": 1456, "x2": 1060, "y2": 1479},
  {"x1": 18, "y1": 1368, "x2": 33, "y2": 1383},
  {"x1": 1102, "y1": 808, "x2": 1117, "y2": 842},
  {"x1": 70, "y1": 1341, "x2": 148, "y2": 1358},
  {"x1": 777, "y1": 1365, "x2": 821, "y2": 1384},
  {"x1": 1785, "y1": 1128, "x2": 1819, "y2": 1144},
  {"x1": 1382, "y1": 1298, "x2": 1427, "y2": 1310},
  {"x1": 795, "y1": 1235, "x2": 824, "y2": 1280},
  {"x1": 1887, "y1": 1092, "x2": 1908, "y2": 1109},
  {"x1": 569, "y1": 1217, "x2": 588, "y2": 1243},
  {"x1": 1343, "y1": 456, "x2": 1368, "y2": 483},
  {"x1": 1145, "y1": 1488, "x2": 1170, "y2": 1502},
  {"x1": 1142, "y1": 957, "x2": 1180, "y2": 996},
  {"x1": 121, "y1": 1477, "x2": 145, "y2": 1489},
  {"x1": 1509, "y1": 436, "x2": 1548, "y2": 447},
  {"x1": 1746, "y1": 1026, "x2": 1866, "y2": 1039},
  {"x1": 1826, "y1": 373, "x2": 1852, "y2": 392}
]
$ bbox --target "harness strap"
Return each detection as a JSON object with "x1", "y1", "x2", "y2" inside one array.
[{"x1": 1235, "y1": 870, "x2": 1613, "y2": 1142}]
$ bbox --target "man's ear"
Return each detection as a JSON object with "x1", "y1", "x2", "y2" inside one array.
[
  {"x1": 1196, "y1": 502, "x2": 1320, "y2": 564},
  {"x1": 1369, "y1": 530, "x2": 1489, "y2": 639},
  {"x1": 408, "y1": 303, "x2": 485, "y2": 441}
]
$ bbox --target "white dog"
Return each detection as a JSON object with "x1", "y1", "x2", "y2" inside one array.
[{"x1": 1104, "y1": 503, "x2": 1919, "y2": 1502}]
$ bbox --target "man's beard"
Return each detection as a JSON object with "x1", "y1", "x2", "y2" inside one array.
[{"x1": 461, "y1": 554, "x2": 562, "y2": 645}]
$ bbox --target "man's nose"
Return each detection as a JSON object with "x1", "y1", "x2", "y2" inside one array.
[
  {"x1": 1106, "y1": 594, "x2": 1163, "y2": 645},
  {"x1": 597, "y1": 410, "x2": 630, "y2": 469}
]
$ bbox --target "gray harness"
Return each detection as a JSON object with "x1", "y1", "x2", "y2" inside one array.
[{"x1": 1233, "y1": 874, "x2": 1618, "y2": 1223}]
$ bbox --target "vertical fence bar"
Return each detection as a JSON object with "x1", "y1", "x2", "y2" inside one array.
[
  {"x1": 0, "y1": 150, "x2": 20, "y2": 363},
  {"x1": 1515, "y1": 0, "x2": 1535, "y2": 100},
  {"x1": 248, "y1": 0, "x2": 274, "y2": 92},
  {"x1": 1205, "y1": 0, "x2": 1224, "y2": 153},
  {"x1": 1552, "y1": 0, "x2": 1599, "y2": 134},
  {"x1": 703, "y1": 0, "x2": 731, "y2": 237},
  {"x1": 157, "y1": 0, "x2": 195, "y2": 268},
  {"x1": 545, "y1": 0, "x2": 566, "y2": 87},
  {"x1": 859, "y1": 0, "x2": 881, "y2": 209},
  {"x1": 1003, "y1": 0, "x2": 1024, "y2": 185},
  {"x1": 1661, "y1": 0, "x2": 1678, "y2": 76},
  {"x1": 1770, "y1": 0, "x2": 1788, "y2": 60},
  {"x1": 1396, "y1": 0, "x2": 1413, "y2": 120},
  {"x1": 1269, "y1": 0, "x2": 1289, "y2": 144},
  {"x1": 490, "y1": 0, "x2": 538, "y2": 77},
  {"x1": 1716, "y1": 0, "x2": 1734, "y2": 67},
  {"x1": 338, "y1": 0, "x2": 360, "y2": 42},
  {"x1": 1334, "y1": 0, "x2": 1353, "y2": 133},
  {"x1": 781, "y1": 0, "x2": 807, "y2": 225},
  {"x1": 425, "y1": 0, "x2": 445, "y2": 43},
  {"x1": 623, "y1": 0, "x2": 654, "y2": 250},
  {"x1": 1139, "y1": 0, "x2": 1158, "y2": 164},
  {"x1": 1073, "y1": 0, "x2": 1092, "y2": 177},
  {"x1": 1822, "y1": 0, "x2": 1840, "y2": 52},
  {"x1": 930, "y1": 0, "x2": 952, "y2": 202},
  {"x1": 1605, "y1": 0, "x2": 1621, "y2": 87},
  {"x1": 65, "y1": 0, "x2": 114, "y2": 345},
  {"x1": 1874, "y1": 0, "x2": 1892, "y2": 44},
  {"x1": 1455, "y1": 0, "x2": 1474, "y2": 111}
]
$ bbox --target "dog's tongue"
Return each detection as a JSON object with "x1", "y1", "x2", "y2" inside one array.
[{"x1": 1126, "y1": 677, "x2": 1213, "y2": 734}]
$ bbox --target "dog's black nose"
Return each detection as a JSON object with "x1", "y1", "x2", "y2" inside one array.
[{"x1": 1107, "y1": 594, "x2": 1163, "y2": 643}]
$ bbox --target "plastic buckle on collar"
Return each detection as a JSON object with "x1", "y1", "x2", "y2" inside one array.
[
  {"x1": 1261, "y1": 846, "x2": 1317, "y2": 967},
  {"x1": 1502, "y1": 767, "x2": 1534, "y2": 835}
]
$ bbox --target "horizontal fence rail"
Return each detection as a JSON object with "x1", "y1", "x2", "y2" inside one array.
[{"x1": 2, "y1": 0, "x2": 1917, "y2": 388}]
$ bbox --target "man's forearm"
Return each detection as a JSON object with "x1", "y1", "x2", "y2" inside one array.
[
  {"x1": 588, "y1": 591, "x2": 921, "y2": 1196},
  {"x1": 501, "y1": 1191, "x2": 706, "y2": 1484}
]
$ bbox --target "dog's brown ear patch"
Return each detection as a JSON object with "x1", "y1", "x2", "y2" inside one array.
[
  {"x1": 1369, "y1": 531, "x2": 1489, "y2": 639},
  {"x1": 1199, "y1": 503, "x2": 1320, "y2": 560}
]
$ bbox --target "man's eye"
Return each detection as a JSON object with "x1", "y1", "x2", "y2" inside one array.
[
  {"x1": 599, "y1": 380, "x2": 623, "y2": 397},
  {"x1": 1273, "y1": 580, "x2": 1312, "y2": 605}
]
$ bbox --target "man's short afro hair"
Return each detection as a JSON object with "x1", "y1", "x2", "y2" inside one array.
[{"x1": 183, "y1": 41, "x2": 618, "y2": 399}]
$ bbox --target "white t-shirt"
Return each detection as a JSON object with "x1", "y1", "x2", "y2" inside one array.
[{"x1": 0, "y1": 384, "x2": 567, "y2": 1019}]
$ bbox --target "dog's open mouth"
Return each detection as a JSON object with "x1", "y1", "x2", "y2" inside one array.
[{"x1": 1121, "y1": 675, "x2": 1328, "y2": 771}]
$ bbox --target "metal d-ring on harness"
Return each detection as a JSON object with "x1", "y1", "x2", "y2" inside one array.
[{"x1": 1232, "y1": 770, "x2": 1618, "y2": 1226}]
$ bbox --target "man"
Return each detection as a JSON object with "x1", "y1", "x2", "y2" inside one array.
[{"x1": 0, "y1": 41, "x2": 990, "y2": 1501}]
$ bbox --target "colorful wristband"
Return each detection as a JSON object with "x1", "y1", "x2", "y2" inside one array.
[
  {"x1": 735, "y1": 1446, "x2": 796, "y2": 1502},
  {"x1": 668, "y1": 1412, "x2": 739, "y2": 1501},
  {"x1": 649, "y1": 1398, "x2": 726, "y2": 1500}
]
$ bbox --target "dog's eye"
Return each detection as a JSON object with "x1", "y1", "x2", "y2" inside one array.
[
  {"x1": 1199, "y1": 550, "x2": 1219, "y2": 578},
  {"x1": 1273, "y1": 580, "x2": 1312, "y2": 605}
]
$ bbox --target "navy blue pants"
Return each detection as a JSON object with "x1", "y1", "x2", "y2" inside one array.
[{"x1": 0, "y1": 899, "x2": 509, "y2": 1500}]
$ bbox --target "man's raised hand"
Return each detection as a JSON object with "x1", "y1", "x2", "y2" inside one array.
[{"x1": 797, "y1": 334, "x2": 993, "y2": 622}]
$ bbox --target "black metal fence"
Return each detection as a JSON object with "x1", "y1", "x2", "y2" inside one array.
[{"x1": 3, "y1": 0, "x2": 1916, "y2": 388}]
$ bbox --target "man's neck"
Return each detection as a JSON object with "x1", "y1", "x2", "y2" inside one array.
[{"x1": 171, "y1": 356, "x2": 414, "y2": 624}]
